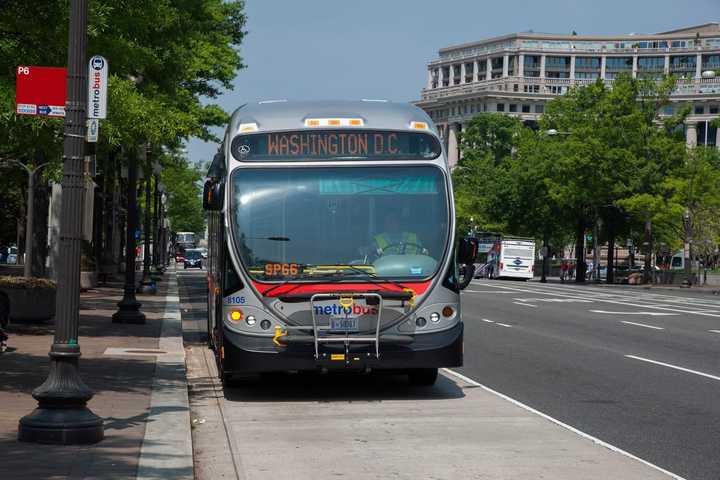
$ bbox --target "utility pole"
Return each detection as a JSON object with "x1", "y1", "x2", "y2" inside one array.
[
  {"x1": 18, "y1": 0, "x2": 104, "y2": 444},
  {"x1": 0, "y1": 160, "x2": 49, "y2": 277}
]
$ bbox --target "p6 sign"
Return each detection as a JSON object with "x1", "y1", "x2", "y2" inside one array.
[{"x1": 15, "y1": 66, "x2": 67, "y2": 117}]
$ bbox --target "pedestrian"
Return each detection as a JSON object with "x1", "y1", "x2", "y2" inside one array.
[
  {"x1": 560, "y1": 261, "x2": 568, "y2": 283},
  {"x1": 0, "y1": 291, "x2": 9, "y2": 353}
]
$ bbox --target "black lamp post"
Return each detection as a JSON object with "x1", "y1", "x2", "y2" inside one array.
[
  {"x1": 112, "y1": 147, "x2": 146, "y2": 323},
  {"x1": 18, "y1": 0, "x2": 104, "y2": 444},
  {"x1": 138, "y1": 147, "x2": 156, "y2": 293}
]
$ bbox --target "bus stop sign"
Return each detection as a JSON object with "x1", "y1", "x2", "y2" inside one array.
[{"x1": 15, "y1": 66, "x2": 67, "y2": 117}]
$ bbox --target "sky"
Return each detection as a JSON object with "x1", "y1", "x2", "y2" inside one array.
[{"x1": 187, "y1": 0, "x2": 720, "y2": 164}]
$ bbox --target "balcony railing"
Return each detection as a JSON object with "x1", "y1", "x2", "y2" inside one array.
[{"x1": 420, "y1": 75, "x2": 720, "y2": 101}]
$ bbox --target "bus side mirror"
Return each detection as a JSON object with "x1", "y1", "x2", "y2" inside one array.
[
  {"x1": 203, "y1": 180, "x2": 224, "y2": 211},
  {"x1": 457, "y1": 237, "x2": 478, "y2": 290}
]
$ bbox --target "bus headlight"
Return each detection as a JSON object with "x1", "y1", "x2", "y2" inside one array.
[
  {"x1": 416, "y1": 317, "x2": 427, "y2": 328},
  {"x1": 246, "y1": 315, "x2": 257, "y2": 326},
  {"x1": 260, "y1": 319, "x2": 271, "y2": 330},
  {"x1": 229, "y1": 310, "x2": 243, "y2": 322},
  {"x1": 430, "y1": 312, "x2": 440, "y2": 323}
]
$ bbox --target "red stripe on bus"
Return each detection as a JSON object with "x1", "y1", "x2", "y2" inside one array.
[{"x1": 252, "y1": 280, "x2": 432, "y2": 297}]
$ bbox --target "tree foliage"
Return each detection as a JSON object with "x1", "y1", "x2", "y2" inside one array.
[{"x1": 456, "y1": 74, "x2": 701, "y2": 281}]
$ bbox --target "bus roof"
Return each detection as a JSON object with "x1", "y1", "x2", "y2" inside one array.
[{"x1": 226, "y1": 100, "x2": 438, "y2": 138}]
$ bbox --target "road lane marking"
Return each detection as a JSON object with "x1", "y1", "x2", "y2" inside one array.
[
  {"x1": 495, "y1": 322, "x2": 512, "y2": 328},
  {"x1": 590, "y1": 310, "x2": 678, "y2": 316},
  {"x1": 710, "y1": 330, "x2": 720, "y2": 334},
  {"x1": 440, "y1": 368, "x2": 687, "y2": 480},
  {"x1": 470, "y1": 282, "x2": 720, "y2": 318},
  {"x1": 512, "y1": 302, "x2": 537, "y2": 307},
  {"x1": 481, "y1": 318, "x2": 494, "y2": 323},
  {"x1": 625, "y1": 355, "x2": 720, "y2": 382},
  {"x1": 620, "y1": 321, "x2": 665, "y2": 330},
  {"x1": 464, "y1": 290, "x2": 514, "y2": 293}
]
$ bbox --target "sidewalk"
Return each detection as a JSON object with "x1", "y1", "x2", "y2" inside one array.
[{"x1": 0, "y1": 269, "x2": 191, "y2": 480}]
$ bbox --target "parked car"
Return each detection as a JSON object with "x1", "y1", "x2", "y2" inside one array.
[
  {"x1": 183, "y1": 249, "x2": 203, "y2": 269},
  {"x1": 199, "y1": 248, "x2": 208, "y2": 259}
]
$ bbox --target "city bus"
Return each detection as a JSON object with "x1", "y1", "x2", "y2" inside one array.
[
  {"x1": 175, "y1": 231, "x2": 196, "y2": 249},
  {"x1": 203, "y1": 100, "x2": 477, "y2": 386},
  {"x1": 486, "y1": 236, "x2": 535, "y2": 280}
]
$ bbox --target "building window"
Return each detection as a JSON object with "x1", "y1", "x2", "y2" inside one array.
[
  {"x1": 491, "y1": 57, "x2": 504, "y2": 70},
  {"x1": 534, "y1": 104, "x2": 544, "y2": 113},
  {"x1": 546, "y1": 71, "x2": 570, "y2": 79},
  {"x1": 709, "y1": 105, "x2": 719, "y2": 114},
  {"x1": 513, "y1": 84, "x2": 519, "y2": 92},
  {"x1": 545, "y1": 56, "x2": 570, "y2": 68},
  {"x1": 662, "y1": 105, "x2": 674, "y2": 115},
  {"x1": 509, "y1": 104, "x2": 517, "y2": 112},
  {"x1": 606, "y1": 57, "x2": 633, "y2": 70},
  {"x1": 496, "y1": 103, "x2": 505, "y2": 112},
  {"x1": 576, "y1": 72, "x2": 599, "y2": 79},
  {"x1": 522, "y1": 104, "x2": 531, "y2": 113},
  {"x1": 575, "y1": 57, "x2": 601, "y2": 69},
  {"x1": 670, "y1": 55, "x2": 696, "y2": 72},
  {"x1": 703, "y1": 55, "x2": 720, "y2": 70},
  {"x1": 694, "y1": 105, "x2": 705, "y2": 115},
  {"x1": 637, "y1": 56, "x2": 665, "y2": 71}
]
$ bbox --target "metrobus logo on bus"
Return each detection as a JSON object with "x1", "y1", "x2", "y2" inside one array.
[{"x1": 313, "y1": 303, "x2": 379, "y2": 316}]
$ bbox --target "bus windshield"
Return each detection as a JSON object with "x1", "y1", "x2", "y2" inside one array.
[{"x1": 231, "y1": 166, "x2": 449, "y2": 281}]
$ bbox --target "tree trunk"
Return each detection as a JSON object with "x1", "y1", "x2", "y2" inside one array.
[
  {"x1": 643, "y1": 219, "x2": 652, "y2": 284},
  {"x1": 606, "y1": 230, "x2": 615, "y2": 284},
  {"x1": 574, "y1": 217, "x2": 586, "y2": 283}
]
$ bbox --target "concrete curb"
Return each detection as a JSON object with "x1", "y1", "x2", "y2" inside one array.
[{"x1": 136, "y1": 272, "x2": 194, "y2": 480}]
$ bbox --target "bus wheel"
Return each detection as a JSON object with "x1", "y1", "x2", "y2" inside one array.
[{"x1": 408, "y1": 368, "x2": 438, "y2": 386}]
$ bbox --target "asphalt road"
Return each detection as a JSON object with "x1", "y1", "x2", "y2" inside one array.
[
  {"x1": 460, "y1": 280, "x2": 720, "y2": 480},
  {"x1": 176, "y1": 266, "x2": 718, "y2": 480}
]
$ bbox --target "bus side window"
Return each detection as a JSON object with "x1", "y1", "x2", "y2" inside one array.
[{"x1": 223, "y1": 246, "x2": 244, "y2": 296}]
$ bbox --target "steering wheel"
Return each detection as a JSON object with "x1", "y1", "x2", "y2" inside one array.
[{"x1": 377, "y1": 242, "x2": 425, "y2": 256}]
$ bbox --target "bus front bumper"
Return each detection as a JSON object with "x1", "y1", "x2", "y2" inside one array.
[{"x1": 221, "y1": 322, "x2": 463, "y2": 374}]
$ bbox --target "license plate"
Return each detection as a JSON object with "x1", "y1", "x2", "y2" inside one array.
[{"x1": 329, "y1": 317, "x2": 359, "y2": 332}]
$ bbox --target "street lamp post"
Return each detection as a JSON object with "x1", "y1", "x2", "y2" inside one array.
[
  {"x1": 0, "y1": 160, "x2": 49, "y2": 278},
  {"x1": 112, "y1": 147, "x2": 146, "y2": 323},
  {"x1": 18, "y1": 0, "x2": 104, "y2": 444},
  {"x1": 138, "y1": 147, "x2": 156, "y2": 293}
]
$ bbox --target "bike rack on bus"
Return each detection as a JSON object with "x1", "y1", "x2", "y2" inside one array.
[{"x1": 309, "y1": 292, "x2": 383, "y2": 361}]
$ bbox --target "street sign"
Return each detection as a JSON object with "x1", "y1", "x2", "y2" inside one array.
[
  {"x1": 15, "y1": 66, "x2": 67, "y2": 117},
  {"x1": 87, "y1": 55, "x2": 108, "y2": 119},
  {"x1": 86, "y1": 119, "x2": 99, "y2": 142},
  {"x1": 585, "y1": 233, "x2": 593, "y2": 242}
]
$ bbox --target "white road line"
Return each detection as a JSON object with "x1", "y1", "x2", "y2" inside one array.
[
  {"x1": 620, "y1": 321, "x2": 665, "y2": 330},
  {"x1": 512, "y1": 301, "x2": 537, "y2": 307},
  {"x1": 464, "y1": 290, "x2": 514, "y2": 294},
  {"x1": 470, "y1": 282, "x2": 720, "y2": 318},
  {"x1": 590, "y1": 310, "x2": 678, "y2": 316},
  {"x1": 710, "y1": 330, "x2": 720, "y2": 334},
  {"x1": 440, "y1": 368, "x2": 686, "y2": 480},
  {"x1": 625, "y1": 355, "x2": 720, "y2": 382},
  {"x1": 481, "y1": 318, "x2": 495, "y2": 323},
  {"x1": 495, "y1": 322, "x2": 513, "y2": 328}
]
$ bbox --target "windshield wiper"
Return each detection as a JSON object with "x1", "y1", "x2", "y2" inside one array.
[{"x1": 248, "y1": 236, "x2": 291, "y2": 242}]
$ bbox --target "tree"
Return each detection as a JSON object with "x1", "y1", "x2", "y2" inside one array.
[
  {"x1": 540, "y1": 75, "x2": 684, "y2": 282},
  {"x1": 162, "y1": 153, "x2": 205, "y2": 235}
]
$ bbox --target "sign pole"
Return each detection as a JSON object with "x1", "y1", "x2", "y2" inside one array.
[{"x1": 19, "y1": 0, "x2": 104, "y2": 444}]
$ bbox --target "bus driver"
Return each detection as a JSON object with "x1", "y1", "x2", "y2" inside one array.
[{"x1": 372, "y1": 211, "x2": 426, "y2": 257}]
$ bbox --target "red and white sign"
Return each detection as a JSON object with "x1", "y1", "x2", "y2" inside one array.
[{"x1": 15, "y1": 66, "x2": 67, "y2": 117}]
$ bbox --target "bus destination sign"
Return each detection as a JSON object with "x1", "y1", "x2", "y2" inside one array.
[{"x1": 231, "y1": 130, "x2": 440, "y2": 161}]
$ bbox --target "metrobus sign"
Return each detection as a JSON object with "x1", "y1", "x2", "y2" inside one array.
[
  {"x1": 87, "y1": 55, "x2": 108, "y2": 119},
  {"x1": 15, "y1": 66, "x2": 67, "y2": 117}
]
